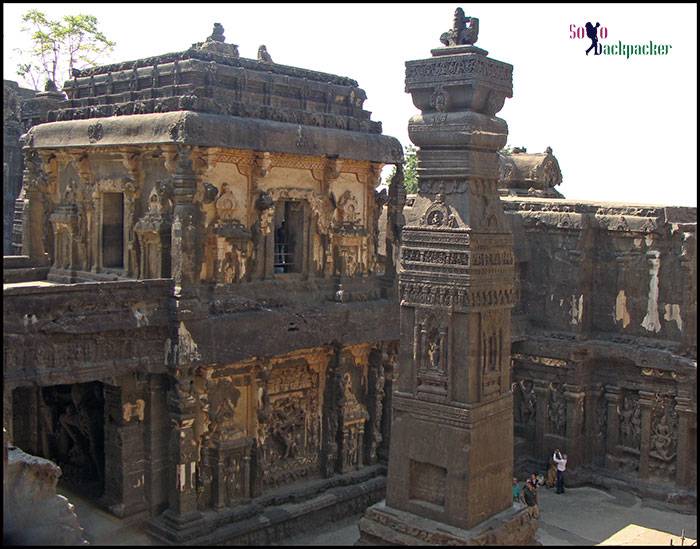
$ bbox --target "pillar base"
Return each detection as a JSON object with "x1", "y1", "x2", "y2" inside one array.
[{"x1": 358, "y1": 500, "x2": 539, "y2": 546}]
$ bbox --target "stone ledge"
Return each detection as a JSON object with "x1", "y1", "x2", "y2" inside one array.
[{"x1": 147, "y1": 466, "x2": 387, "y2": 545}]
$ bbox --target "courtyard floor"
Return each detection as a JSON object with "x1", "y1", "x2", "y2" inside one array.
[{"x1": 60, "y1": 484, "x2": 696, "y2": 546}]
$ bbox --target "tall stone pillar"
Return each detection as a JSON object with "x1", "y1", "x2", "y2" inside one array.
[{"x1": 360, "y1": 9, "x2": 537, "y2": 545}]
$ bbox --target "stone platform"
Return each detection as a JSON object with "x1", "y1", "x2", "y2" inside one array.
[{"x1": 357, "y1": 500, "x2": 538, "y2": 545}]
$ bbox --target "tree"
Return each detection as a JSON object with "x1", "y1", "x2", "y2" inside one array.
[
  {"x1": 386, "y1": 144, "x2": 418, "y2": 194},
  {"x1": 14, "y1": 10, "x2": 115, "y2": 91}
]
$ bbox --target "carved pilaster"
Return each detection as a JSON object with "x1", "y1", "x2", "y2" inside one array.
[
  {"x1": 22, "y1": 148, "x2": 51, "y2": 265},
  {"x1": 604, "y1": 386, "x2": 621, "y2": 469},
  {"x1": 167, "y1": 145, "x2": 201, "y2": 296},
  {"x1": 563, "y1": 384, "x2": 586, "y2": 468},
  {"x1": 533, "y1": 380, "x2": 549, "y2": 462},
  {"x1": 637, "y1": 390, "x2": 656, "y2": 480},
  {"x1": 586, "y1": 384, "x2": 606, "y2": 466},
  {"x1": 674, "y1": 394, "x2": 696, "y2": 488}
]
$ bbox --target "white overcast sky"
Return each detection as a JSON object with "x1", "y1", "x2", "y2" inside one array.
[{"x1": 3, "y1": 3, "x2": 697, "y2": 207}]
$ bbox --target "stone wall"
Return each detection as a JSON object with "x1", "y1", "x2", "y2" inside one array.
[{"x1": 505, "y1": 196, "x2": 697, "y2": 503}]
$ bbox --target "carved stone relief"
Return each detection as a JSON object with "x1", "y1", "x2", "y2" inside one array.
[
  {"x1": 648, "y1": 394, "x2": 678, "y2": 480},
  {"x1": 257, "y1": 361, "x2": 320, "y2": 489},
  {"x1": 618, "y1": 391, "x2": 641, "y2": 450}
]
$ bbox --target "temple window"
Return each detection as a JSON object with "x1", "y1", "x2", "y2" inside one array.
[
  {"x1": 273, "y1": 200, "x2": 305, "y2": 274},
  {"x1": 102, "y1": 192, "x2": 125, "y2": 269}
]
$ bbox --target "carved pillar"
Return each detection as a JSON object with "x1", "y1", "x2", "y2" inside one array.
[
  {"x1": 385, "y1": 21, "x2": 515, "y2": 530},
  {"x1": 168, "y1": 146, "x2": 201, "y2": 296},
  {"x1": 146, "y1": 375, "x2": 169, "y2": 515},
  {"x1": 604, "y1": 386, "x2": 621, "y2": 469},
  {"x1": 678, "y1": 230, "x2": 696, "y2": 356},
  {"x1": 564, "y1": 384, "x2": 586, "y2": 469},
  {"x1": 674, "y1": 392, "x2": 696, "y2": 489},
  {"x1": 21, "y1": 149, "x2": 50, "y2": 265},
  {"x1": 383, "y1": 167, "x2": 406, "y2": 299},
  {"x1": 154, "y1": 376, "x2": 204, "y2": 539},
  {"x1": 637, "y1": 391, "x2": 656, "y2": 480},
  {"x1": 102, "y1": 379, "x2": 148, "y2": 518},
  {"x1": 3, "y1": 384, "x2": 13, "y2": 443},
  {"x1": 378, "y1": 344, "x2": 397, "y2": 464},
  {"x1": 533, "y1": 380, "x2": 549, "y2": 463},
  {"x1": 587, "y1": 384, "x2": 605, "y2": 466}
]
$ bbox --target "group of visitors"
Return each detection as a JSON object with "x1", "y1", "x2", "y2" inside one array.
[{"x1": 512, "y1": 449, "x2": 568, "y2": 519}]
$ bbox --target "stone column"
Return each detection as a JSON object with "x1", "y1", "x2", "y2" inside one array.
[
  {"x1": 638, "y1": 390, "x2": 655, "y2": 480},
  {"x1": 604, "y1": 386, "x2": 621, "y2": 469},
  {"x1": 361, "y1": 10, "x2": 536, "y2": 545},
  {"x1": 564, "y1": 384, "x2": 586, "y2": 469}
]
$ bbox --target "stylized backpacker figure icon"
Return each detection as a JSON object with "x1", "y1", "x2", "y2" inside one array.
[{"x1": 585, "y1": 22, "x2": 602, "y2": 55}]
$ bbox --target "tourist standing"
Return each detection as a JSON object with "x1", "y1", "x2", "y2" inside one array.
[
  {"x1": 523, "y1": 479, "x2": 540, "y2": 518},
  {"x1": 512, "y1": 477, "x2": 523, "y2": 503},
  {"x1": 553, "y1": 449, "x2": 567, "y2": 494}
]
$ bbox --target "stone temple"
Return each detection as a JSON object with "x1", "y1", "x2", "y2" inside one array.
[{"x1": 3, "y1": 12, "x2": 696, "y2": 546}]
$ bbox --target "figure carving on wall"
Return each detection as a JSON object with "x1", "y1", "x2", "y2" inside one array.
[
  {"x1": 332, "y1": 190, "x2": 360, "y2": 229},
  {"x1": 618, "y1": 393, "x2": 641, "y2": 449},
  {"x1": 548, "y1": 384, "x2": 567, "y2": 436},
  {"x1": 649, "y1": 395, "x2": 678, "y2": 476},
  {"x1": 518, "y1": 380, "x2": 536, "y2": 425},
  {"x1": 426, "y1": 329, "x2": 441, "y2": 371},
  {"x1": 215, "y1": 183, "x2": 238, "y2": 221}
]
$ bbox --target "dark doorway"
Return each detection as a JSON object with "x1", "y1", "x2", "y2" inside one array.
[
  {"x1": 102, "y1": 192, "x2": 124, "y2": 269},
  {"x1": 38, "y1": 382, "x2": 106, "y2": 499}
]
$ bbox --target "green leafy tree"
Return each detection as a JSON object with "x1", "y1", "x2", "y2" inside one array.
[
  {"x1": 386, "y1": 144, "x2": 418, "y2": 194},
  {"x1": 14, "y1": 10, "x2": 115, "y2": 91}
]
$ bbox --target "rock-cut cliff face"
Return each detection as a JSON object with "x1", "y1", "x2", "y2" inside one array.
[{"x1": 3, "y1": 430, "x2": 88, "y2": 546}]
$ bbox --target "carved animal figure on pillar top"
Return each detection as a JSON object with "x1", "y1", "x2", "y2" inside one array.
[{"x1": 440, "y1": 8, "x2": 479, "y2": 46}]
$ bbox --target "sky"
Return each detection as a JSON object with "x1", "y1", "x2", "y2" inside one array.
[{"x1": 3, "y1": 3, "x2": 697, "y2": 207}]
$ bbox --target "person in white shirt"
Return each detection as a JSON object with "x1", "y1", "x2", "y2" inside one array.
[{"x1": 553, "y1": 449, "x2": 567, "y2": 494}]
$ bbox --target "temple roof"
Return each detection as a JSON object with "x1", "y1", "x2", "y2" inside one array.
[
  {"x1": 45, "y1": 24, "x2": 384, "y2": 137},
  {"x1": 24, "y1": 24, "x2": 403, "y2": 164}
]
